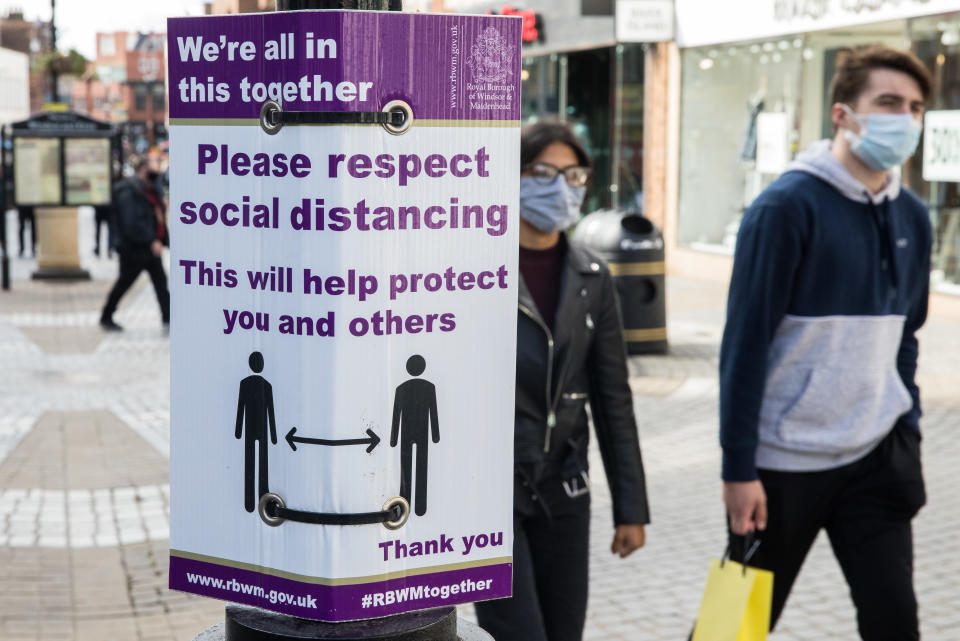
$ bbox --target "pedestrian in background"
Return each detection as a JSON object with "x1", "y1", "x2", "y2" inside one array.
[
  {"x1": 93, "y1": 204, "x2": 114, "y2": 258},
  {"x1": 474, "y1": 121, "x2": 650, "y2": 641},
  {"x1": 719, "y1": 45, "x2": 931, "y2": 640},
  {"x1": 17, "y1": 205, "x2": 36, "y2": 257},
  {"x1": 99, "y1": 157, "x2": 170, "y2": 332}
]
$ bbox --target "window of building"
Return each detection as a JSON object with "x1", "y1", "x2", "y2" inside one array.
[
  {"x1": 151, "y1": 83, "x2": 165, "y2": 111},
  {"x1": 99, "y1": 34, "x2": 115, "y2": 57},
  {"x1": 134, "y1": 83, "x2": 148, "y2": 111}
]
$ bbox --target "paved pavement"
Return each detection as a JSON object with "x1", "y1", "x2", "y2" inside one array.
[{"x1": 2, "y1": 207, "x2": 959, "y2": 640}]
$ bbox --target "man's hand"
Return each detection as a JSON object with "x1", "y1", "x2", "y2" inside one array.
[
  {"x1": 724, "y1": 480, "x2": 767, "y2": 535},
  {"x1": 610, "y1": 524, "x2": 645, "y2": 558},
  {"x1": 150, "y1": 239, "x2": 163, "y2": 258}
]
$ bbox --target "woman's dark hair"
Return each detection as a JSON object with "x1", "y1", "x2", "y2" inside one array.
[{"x1": 520, "y1": 121, "x2": 591, "y2": 169}]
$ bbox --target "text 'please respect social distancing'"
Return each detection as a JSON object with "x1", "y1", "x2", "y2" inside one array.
[{"x1": 179, "y1": 144, "x2": 508, "y2": 237}]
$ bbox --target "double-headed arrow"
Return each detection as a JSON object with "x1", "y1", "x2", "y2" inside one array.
[{"x1": 285, "y1": 427, "x2": 381, "y2": 453}]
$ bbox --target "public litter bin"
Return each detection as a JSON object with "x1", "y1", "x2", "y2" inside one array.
[{"x1": 573, "y1": 210, "x2": 667, "y2": 355}]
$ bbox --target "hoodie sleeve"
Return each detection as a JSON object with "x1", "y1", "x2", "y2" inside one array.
[{"x1": 719, "y1": 198, "x2": 807, "y2": 481}]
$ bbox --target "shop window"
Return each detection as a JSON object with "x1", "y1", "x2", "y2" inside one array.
[
  {"x1": 678, "y1": 41, "x2": 803, "y2": 252},
  {"x1": 612, "y1": 44, "x2": 645, "y2": 213},
  {"x1": 909, "y1": 14, "x2": 960, "y2": 289},
  {"x1": 566, "y1": 48, "x2": 613, "y2": 213},
  {"x1": 677, "y1": 22, "x2": 903, "y2": 253},
  {"x1": 520, "y1": 55, "x2": 561, "y2": 122},
  {"x1": 520, "y1": 47, "x2": 641, "y2": 214}
]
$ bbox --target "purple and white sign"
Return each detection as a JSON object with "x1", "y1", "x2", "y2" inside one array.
[{"x1": 167, "y1": 10, "x2": 520, "y2": 622}]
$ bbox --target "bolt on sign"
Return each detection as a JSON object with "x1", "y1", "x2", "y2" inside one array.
[{"x1": 166, "y1": 10, "x2": 521, "y2": 621}]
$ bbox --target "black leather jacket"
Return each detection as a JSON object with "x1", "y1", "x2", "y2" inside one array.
[{"x1": 515, "y1": 236, "x2": 650, "y2": 525}]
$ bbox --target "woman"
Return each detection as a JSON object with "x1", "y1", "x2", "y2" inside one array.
[{"x1": 474, "y1": 122, "x2": 650, "y2": 641}]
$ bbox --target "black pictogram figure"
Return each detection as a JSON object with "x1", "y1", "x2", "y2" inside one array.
[
  {"x1": 390, "y1": 355, "x2": 440, "y2": 517},
  {"x1": 235, "y1": 351, "x2": 278, "y2": 513}
]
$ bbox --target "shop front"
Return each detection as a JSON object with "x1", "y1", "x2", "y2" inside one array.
[{"x1": 672, "y1": 0, "x2": 960, "y2": 292}]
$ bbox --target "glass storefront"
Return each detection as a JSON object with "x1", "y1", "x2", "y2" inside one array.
[
  {"x1": 677, "y1": 14, "x2": 960, "y2": 290},
  {"x1": 520, "y1": 44, "x2": 645, "y2": 214},
  {"x1": 677, "y1": 22, "x2": 906, "y2": 254}
]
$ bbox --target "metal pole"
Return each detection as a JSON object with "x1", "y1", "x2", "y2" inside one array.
[
  {"x1": 1, "y1": 125, "x2": 9, "y2": 291},
  {"x1": 50, "y1": 0, "x2": 59, "y2": 103}
]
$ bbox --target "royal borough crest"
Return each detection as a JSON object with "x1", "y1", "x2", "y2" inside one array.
[{"x1": 466, "y1": 26, "x2": 515, "y2": 85}]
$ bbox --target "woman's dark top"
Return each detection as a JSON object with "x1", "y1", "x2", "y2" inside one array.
[{"x1": 519, "y1": 241, "x2": 566, "y2": 330}]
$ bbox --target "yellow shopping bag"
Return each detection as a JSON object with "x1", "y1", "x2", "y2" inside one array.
[{"x1": 690, "y1": 551, "x2": 773, "y2": 641}]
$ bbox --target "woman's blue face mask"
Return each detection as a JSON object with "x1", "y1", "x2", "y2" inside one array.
[
  {"x1": 519, "y1": 175, "x2": 586, "y2": 233},
  {"x1": 841, "y1": 104, "x2": 922, "y2": 171}
]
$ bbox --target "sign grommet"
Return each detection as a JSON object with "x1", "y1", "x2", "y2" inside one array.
[
  {"x1": 260, "y1": 100, "x2": 283, "y2": 135},
  {"x1": 258, "y1": 492, "x2": 287, "y2": 527},
  {"x1": 382, "y1": 100, "x2": 413, "y2": 136},
  {"x1": 382, "y1": 496, "x2": 410, "y2": 530}
]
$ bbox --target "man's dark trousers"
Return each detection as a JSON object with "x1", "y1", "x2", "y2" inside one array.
[
  {"x1": 101, "y1": 247, "x2": 170, "y2": 323},
  {"x1": 733, "y1": 421, "x2": 925, "y2": 641}
]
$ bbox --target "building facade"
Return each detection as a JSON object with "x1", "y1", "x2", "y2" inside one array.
[
  {"x1": 69, "y1": 32, "x2": 167, "y2": 154},
  {"x1": 0, "y1": 9, "x2": 54, "y2": 113}
]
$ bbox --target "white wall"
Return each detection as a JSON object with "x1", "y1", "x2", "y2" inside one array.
[{"x1": 0, "y1": 47, "x2": 30, "y2": 126}]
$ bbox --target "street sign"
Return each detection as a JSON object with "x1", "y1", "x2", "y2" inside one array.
[
  {"x1": 923, "y1": 110, "x2": 960, "y2": 182},
  {"x1": 616, "y1": 0, "x2": 675, "y2": 44},
  {"x1": 166, "y1": 11, "x2": 521, "y2": 622}
]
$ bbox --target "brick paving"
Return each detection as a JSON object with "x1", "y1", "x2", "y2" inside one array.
[{"x1": 2, "y1": 207, "x2": 959, "y2": 640}]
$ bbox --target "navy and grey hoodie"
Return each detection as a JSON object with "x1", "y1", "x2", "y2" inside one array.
[{"x1": 720, "y1": 140, "x2": 931, "y2": 481}]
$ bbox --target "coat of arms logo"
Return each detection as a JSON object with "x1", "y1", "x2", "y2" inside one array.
[{"x1": 466, "y1": 27, "x2": 515, "y2": 84}]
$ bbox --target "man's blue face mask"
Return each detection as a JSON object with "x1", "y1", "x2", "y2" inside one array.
[
  {"x1": 842, "y1": 104, "x2": 922, "y2": 171},
  {"x1": 519, "y1": 175, "x2": 587, "y2": 233}
]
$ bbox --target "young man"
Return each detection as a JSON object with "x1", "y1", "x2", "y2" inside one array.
[{"x1": 720, "y1": 46, "x2": 931, "y2": 640}]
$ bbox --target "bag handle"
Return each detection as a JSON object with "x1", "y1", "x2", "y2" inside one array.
[{"x1": 721, "y1": 530, "x2": 761, "y2": 575}]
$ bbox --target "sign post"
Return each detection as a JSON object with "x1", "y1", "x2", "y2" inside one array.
[{"x1": 167, "y1": 4, "x2": 521, "y2": 638}]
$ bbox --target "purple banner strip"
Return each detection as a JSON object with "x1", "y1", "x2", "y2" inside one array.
[
  {"x1": 167, "y1": 12, "x2": 521, "y2": 121},
  {"x1": 169, "y1": 554, "x2": 512, "y2": 621}
]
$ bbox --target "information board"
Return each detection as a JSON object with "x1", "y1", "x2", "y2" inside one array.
[
  {"x1": 14, "y1": 137, "x2": 61, "y2": 205},
  {"x1": 65, "y1": 138, "x2": 111, "y2": 205},
  {"x1": 167, "y1": 10, "x2": 521, "y2": 622}
]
